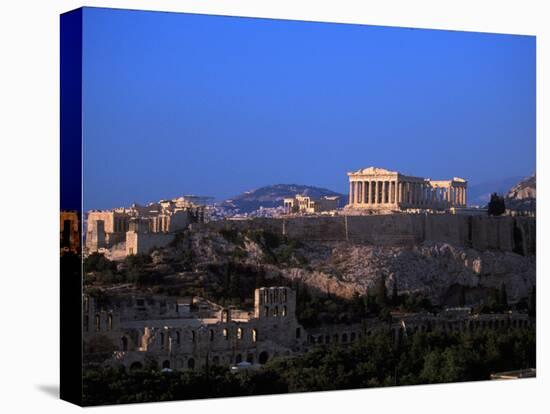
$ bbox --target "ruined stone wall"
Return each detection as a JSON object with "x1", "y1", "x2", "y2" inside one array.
[
  {"x1": 60, "y1": 211, "x2": 80, "y2": 252},
  {"x1": 84, "y1": 288, "x2": 306, "y2": 371},
  {"x1": 167, "y1": 209, "x2": 192, "y2": 232},
  {"x1": 200, "y1": 214, "x2": 535, "y2": 255},
  {"x1": 86, "y1": 211, "x2": 129, "y2": 252},
  {"x1": 125, "y1": 231, "x2": 175, "y2": 255},
  {"x1": 87, "y1": 211, "x2": 116, "y2": 233}
]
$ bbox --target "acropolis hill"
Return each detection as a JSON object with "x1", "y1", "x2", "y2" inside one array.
[
  {"x1": 78, "y1": 168, "x2": 536, "y2": 307},
  {"x1": 79, "y1": 170, "x2": 536, "y2": 377},
  {"x1": 83, "y1": 167, "x2": 534, "y2": 258}
]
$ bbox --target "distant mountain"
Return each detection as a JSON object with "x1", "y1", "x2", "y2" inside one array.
[
  {"x1": 468, "y1": 176, "x2": 523, "y2": 207},
  {"x1": 505, "y1": 174, "x2": 536, "y2": 212},
  {"x1": 221, "y1": 184, "x2": 346, "y2": 213}
]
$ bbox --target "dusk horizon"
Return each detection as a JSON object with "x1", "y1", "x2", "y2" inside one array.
[
  {"x1": 84, "y1": 173, "x2": 534, "y2": 211},
  {"x1": 82, "y1": 7, "x2": 535, "y2": 211}
]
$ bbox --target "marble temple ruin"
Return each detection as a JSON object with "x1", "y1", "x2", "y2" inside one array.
[{"x1": 346, "y1": 167, "x2": 467, "y2": 211}]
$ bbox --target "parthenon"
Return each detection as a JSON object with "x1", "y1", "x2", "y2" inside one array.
[{"x1": 346, "y1": 167, "x2": 467, "y2": 211}]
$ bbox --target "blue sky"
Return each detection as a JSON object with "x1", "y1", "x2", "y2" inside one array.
[{"x1": 82, "y1": 7, "x2": 535, "y2": 210}]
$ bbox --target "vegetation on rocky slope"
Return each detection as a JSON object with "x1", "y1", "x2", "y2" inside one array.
[{"x1": 82, "y1": 327, "x2": 536, "y2": 405}]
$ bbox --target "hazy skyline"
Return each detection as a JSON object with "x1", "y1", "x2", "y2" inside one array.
[{"x1": 82, "y1": 7, "x2": 535, "y2": 210}]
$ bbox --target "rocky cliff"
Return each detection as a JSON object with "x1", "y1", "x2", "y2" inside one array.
[
  {"x1": 505, "y1": 174, "x2": 536, "y2": 213},
  {"x1": 149, "y1": 217, "x2": 535, "y2": 307},
  {"x1": 279, "y1": 241, "x2": 535, "y2": 305}
]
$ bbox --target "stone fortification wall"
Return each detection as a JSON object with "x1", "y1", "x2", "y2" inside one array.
[
  {"x1": 195, "y1": 214, "x2": 535, "y2": 255},
  {"x1": 126, "y1": 231, "x2": 175, "y2": 255}
]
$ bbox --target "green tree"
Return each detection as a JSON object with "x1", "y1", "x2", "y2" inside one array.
[
  {"x1": 229, "y1": 272, "x2": 241, "y2": 303},
  {"x1": 391, "y1": 279, "x2": 399, "y2": 306},
  {"x1": 458, "y1": 285, "x2": 466, "y2": 307},
  {"x1": 375, "y1": 276, "x2": 388, "y2": 309},
  {"x1": 255, "y1": 266, "x2": 266, "y2": 288},
  {"x1": 499, "y1": 283, "x2": 508, "y2": 308},
  {"x1": 488, "y1": 193, "x2": 506, "y2": 216}
]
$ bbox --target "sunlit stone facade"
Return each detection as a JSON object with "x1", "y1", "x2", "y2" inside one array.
[{"x1": 347, "y1": 167, "x2": 467, "y2": 211}]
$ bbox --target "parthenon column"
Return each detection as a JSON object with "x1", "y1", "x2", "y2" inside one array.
[
  {"x1": 423, "y1": 184, "x2": 428, "y2": 205},
  {"x1": 370, "y1": 180, "x2": 374, "y2": 204},
  {"x1": 367, "y1": 181, "x2": 372, "y2": 204},
  {"x1": 426, "y1": 186, "x2": 431, "y2": 206},
  {"x1": 349, "y1": 181, "x2": 353, "y2": 205},
  {"x1": 426, "y1": 184, "x2": 431, "y2": 205},
  {"x1": 397, "y1": 182, "x2": 401, "y2": 203}
]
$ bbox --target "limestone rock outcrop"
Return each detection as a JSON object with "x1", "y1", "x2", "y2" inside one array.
[{"x1": 279, "y1": 241, "x2": 535, "y2": 305}]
